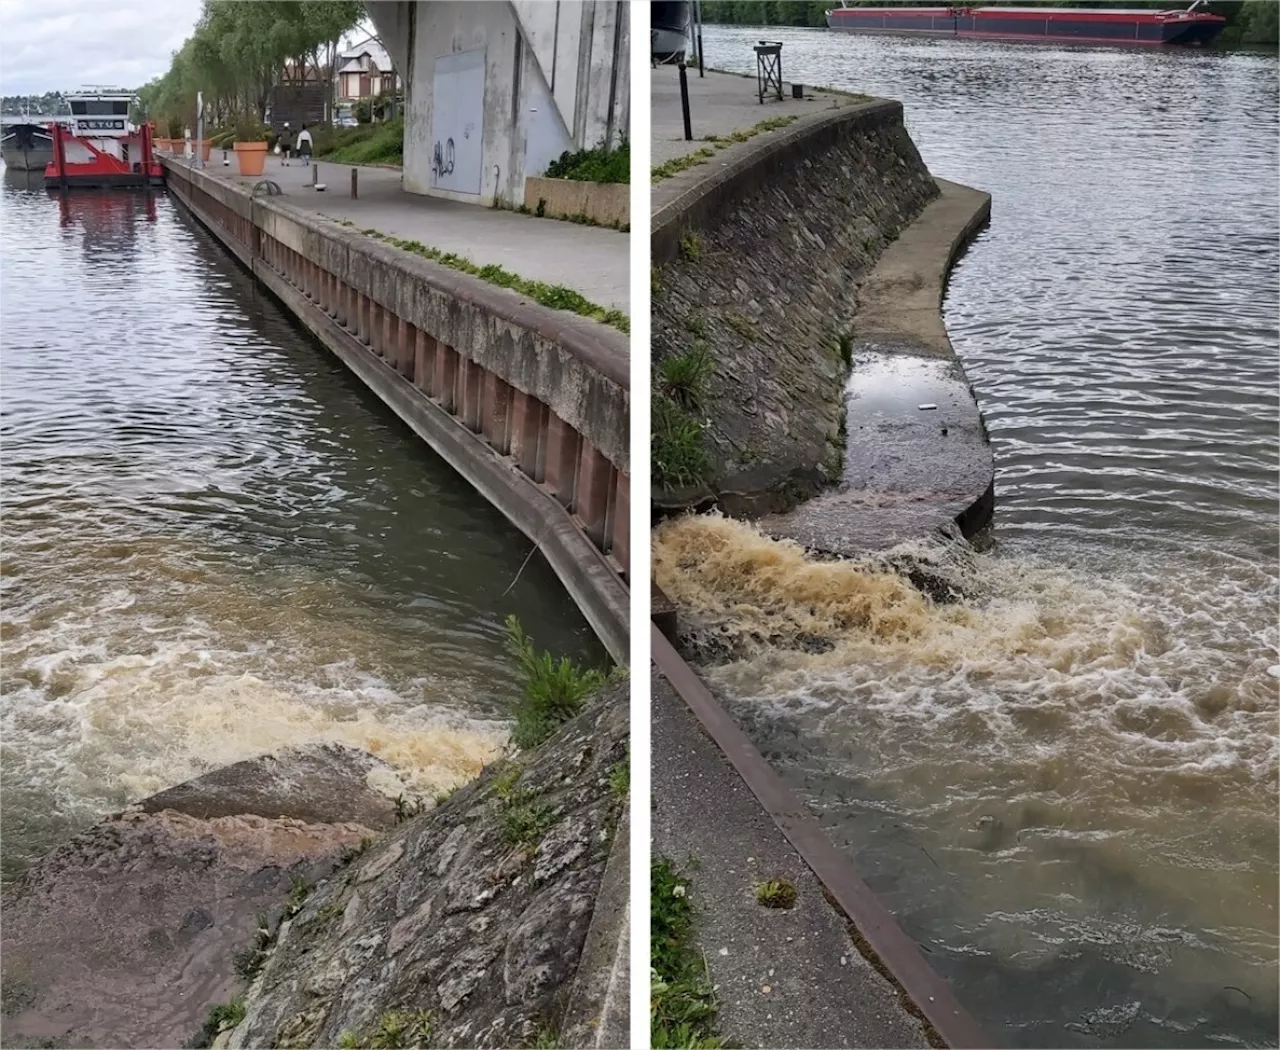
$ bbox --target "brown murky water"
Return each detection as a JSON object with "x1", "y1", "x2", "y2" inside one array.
[
  {"x1": 679, "y1": 27, "x2": 1280, "y2": 1049},
  {"x1": 0, "y1": 171, "x2": 603, "y2": 879}
]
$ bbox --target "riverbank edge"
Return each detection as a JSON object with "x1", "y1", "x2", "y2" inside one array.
[
  {"x1": 161, "y1": 157, "x2": 629, "y2": 665},
  {"x1": 649, "y1": 92, "x2": 994, "y2": 1046}
]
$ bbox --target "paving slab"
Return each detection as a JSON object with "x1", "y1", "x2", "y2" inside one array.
[
  {"x1": 652, "y1": 669, "x2": 932, "y2": 1050},
  {"x1": 190, "y1": 153, "x2": 630, "y2": 314},
  {"x1": 652, "y1": 64, "x2": 856, "y2": 167}
]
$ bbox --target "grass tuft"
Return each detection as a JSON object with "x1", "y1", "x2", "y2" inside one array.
[
  {"x1": 651, "y1": 858, "x2": 726, "y2": 1049},
  {"x1": 679, "y1": 232, "x2": 703, "y2": 260},
  {"x1": 651, "y1": 398, "x2": 709, "y2": 491},
  {"x1": 658, "y1": 341, "x2": 714, "y2": 411},
  {"x1": 334, "y1": 226, "x2": 628, "y2": 334},
  {"x1": 505, "y1": 615, "x2": 608, "y2": 750},
  {"x1": 652, "y1": 115, "x2": 799, "y2": 183},
  {"x1": 755, "y1": 878, "x2": 798, "y2": 909},
  {"x1": 339, "y1": 1009, "x2": 434, "y2": 1050},
  {"x1": 190, "y1": 998, "x2": 246, "y2": 1048}
]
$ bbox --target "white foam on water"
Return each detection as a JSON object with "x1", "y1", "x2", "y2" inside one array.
[{"x1": 652, "y1": 513, "x2": 1280, "y2": 1003}]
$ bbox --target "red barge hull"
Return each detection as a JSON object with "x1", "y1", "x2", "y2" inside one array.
[
  {"x1": 44, "y1": 121, "x2": 165, "y2": 190},
  {"x1": 825, "y1": 6, "x2": 1227, "y2": 47}
]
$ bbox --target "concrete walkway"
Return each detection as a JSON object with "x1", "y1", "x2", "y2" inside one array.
[
  {"x1": 194, "y1": 153, "x2": 630, "y2": 314},
  {"x1": 652, "y1": 65, "x2": 856, "y2": 167},
  {"x1": 652, "y1": 670, "x2": 931, "y2": 1050}
]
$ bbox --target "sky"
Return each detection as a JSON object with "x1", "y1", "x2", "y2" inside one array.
[
  {"x1": 0, "y1": 0, "x2": 204, "y2": 96},
  {"x1": 0, "y1": 0, "x2": 378, "y2": 98}
]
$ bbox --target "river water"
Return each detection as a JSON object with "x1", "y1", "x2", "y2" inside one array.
[
  {"x1": 662, "y1": 28, "x2": 1279, "y2": 1049},
  {"x1": 0, "y1": 169, "x2": 602, "y2": 879}
]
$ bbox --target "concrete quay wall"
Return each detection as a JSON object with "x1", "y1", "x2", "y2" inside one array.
[{"x1": 162, "y1": 157, "x2": 629, "y2": 663}]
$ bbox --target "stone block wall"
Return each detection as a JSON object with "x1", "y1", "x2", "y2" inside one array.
[{"x1": 651, "y1": 101, "x2": 939, "y2": 515}]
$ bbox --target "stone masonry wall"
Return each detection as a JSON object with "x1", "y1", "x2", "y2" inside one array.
[
  {"x1": 652, "y1": 103, "x2": 938, "y2": 515},
  {"x1": 224, "y1": 681, "x2": 628, "y2": 1050}
]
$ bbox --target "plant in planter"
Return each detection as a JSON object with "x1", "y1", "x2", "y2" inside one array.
[
  {"x1": 166, "y1": 116, "x2": 186, "y2": 154},
  {"x1": 232, "y1": 115, "x2": 268, "y2": 176}
]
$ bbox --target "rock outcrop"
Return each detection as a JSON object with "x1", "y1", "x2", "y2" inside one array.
[
  {"x1": 0, "y1": 746, "x2": 396, "y2": 1050},
  {"x1": 224, "y1": 680, "x2": 628, "y2": 1049}
]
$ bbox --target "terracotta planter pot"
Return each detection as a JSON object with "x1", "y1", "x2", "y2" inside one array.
[
  {"x1": 234, "y1": 141, "x2": 267, "y2": 176},
  {"x1": 199, "y1": 139, "x2": 212, "y2": 162}
]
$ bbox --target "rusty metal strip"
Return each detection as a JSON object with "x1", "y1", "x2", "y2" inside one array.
[{"x1": 652, "y1": 623, "x2": 994, "y2": 1049}]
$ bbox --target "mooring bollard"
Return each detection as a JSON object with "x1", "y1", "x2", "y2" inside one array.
[
  {"x1": 311, "y1": 163, "x2": 318, "y2": 188},
  {"x1": 678, "y1": 62, "x2": 693, "y2": 141},
  {"x1": 351, "y1": 167, "x2": 358, "y2": 199}
]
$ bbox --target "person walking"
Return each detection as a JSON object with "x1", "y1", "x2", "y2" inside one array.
[
  {"x1": 279, "y1": 122, "x2": 294, "y2": 166},
  {"x1": 297, "y1": 123, "x2": 313, "y2": 166}
]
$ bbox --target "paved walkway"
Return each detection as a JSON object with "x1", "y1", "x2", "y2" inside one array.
[
  {"x1": 652, "y1": 670, "x2": 931, "y2": 1050},
  {"x1": 652, "y1": 65, "x2": 856, "y2": 168},
  {"x1": 195, "y1": 153, "x2": 630, "y2": 314}
]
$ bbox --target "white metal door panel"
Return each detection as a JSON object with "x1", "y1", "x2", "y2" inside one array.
[{"x1": 431, "y1": 49, "x2": 485, "y2": 195}]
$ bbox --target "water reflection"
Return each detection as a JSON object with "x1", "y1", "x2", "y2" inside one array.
[{"x1": 0, "y1": 169, "x2": 604, "y2": 878}]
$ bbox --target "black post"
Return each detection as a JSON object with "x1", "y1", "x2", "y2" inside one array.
[
  {"x1": 678, "y1": 62, "x2": 693, "y2": 141},
  {"x1": 351, "y1": 167, "x2": 358, "y2": 199},
  {"x1": 696, "y1": 0, "x2": 705, "y2": 77}
]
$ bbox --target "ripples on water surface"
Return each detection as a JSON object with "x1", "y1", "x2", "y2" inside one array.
[
  {"x1": 692, "y1": 28, "x2": 1280, "y2": 1048},
  {"x1": 0, "y1": 172, "x2": 601, "y2": 878}
]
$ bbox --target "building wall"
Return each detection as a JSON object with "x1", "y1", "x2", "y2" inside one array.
[{"x1": 365, "y1": 0, "x2": 628, "y2": 204}]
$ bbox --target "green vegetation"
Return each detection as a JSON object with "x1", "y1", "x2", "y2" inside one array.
[
  {"x1": 191, "y1": 998, "x2": 246, "y2": 1048},
  {"x1": 313, "y1": 117, "x2": 404, "y2": 165},
  {"x1": 651, "y1": 146, "x2": 717, "y2": 182},
  {"x1": 725, "y1": 312, "x2": 759, "y2": 342},
  {"x1": 651, "y1": 858, "x2": 727, "y2": 1049},
  {"x1": 528, "y1": 1025, "x2": 560, "y2": 1049},
  {"x1": 504, "y1": 615, "x2": 609, "y2": 750},
  {"x1": 658, "y1": 341, "x2": 715, "y2": 411},
  {"x1": 652, "y1": 117, "x2": 798, "y2": 182},
  {"x1": 679, "y1": 232, "x2": 704, "y2": 260},
  {"x1": 501, "y1": 798, "x2": 558, "y2": 846},
  {"x1": 286, "y1": 872, "x2": 312, "y2": 915},
  {"x1": 684, "y1": 314, "x2": 708, "y2": 338},
  {"x1": 338, "y1": 1009, "x2": 434, "y2": 1050},
  {"x1": 835, "y1": 330, "x2": 854, "y2": 368},
  {"x1": 137, "y1": 2, "x2": 363, "y2": 136},
  {"x1": 393, "y1": 793, "x2": 426, "y2": 824},
  {"x1": 232, "y1": 911, "x2": 276, "y2": 980},
  {"x1": 699, "y1": 0, "x2": 1278, "y2": 43},
  {"x1": 609, "y1": 749, "x2": 630, "y2": 799},
  {"x1": 652, "y1": 396, "x2": 710, "y2": 491},
  {"x1": 545, "y1": 140, "x2": 630, "y2": 184},
  {"x1": 343, "y1": 227, "x2": 628, "y2": 334},
  {"x1": 755, "y1": 878, "x2": 798, "y2": 909}
]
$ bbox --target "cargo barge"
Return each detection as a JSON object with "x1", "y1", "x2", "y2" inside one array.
[
  {"x1": 825, "y1": 3, "x2": 1228, "y2": 47},
  {"x1": 44, "y1": 88, "x2": 164, "y2": 189}
]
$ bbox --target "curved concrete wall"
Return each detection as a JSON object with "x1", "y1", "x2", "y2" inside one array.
[
  {"x1": 650, "y1": 100, "x2": 942, "y2": 514},
  {"x1": 163, "y1": 158, "x2": 629, "y2": 663}
]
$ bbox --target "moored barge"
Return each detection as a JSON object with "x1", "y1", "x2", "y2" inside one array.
[
  {"x1": 825, "y1": 3, "x2": 1228, "y2": 47},
  {"x1": 44, "y1": 88, "x2": 164, "y2": 189}
]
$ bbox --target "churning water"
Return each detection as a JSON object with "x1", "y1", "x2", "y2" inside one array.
[
  {"x1": 0, "y1": 172, "x2": 602, "y2": 879},
  {"x1": 679, "y1": 27, "x2": 1280, "y2": 1049}
]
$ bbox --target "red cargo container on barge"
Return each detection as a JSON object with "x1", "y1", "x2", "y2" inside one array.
[{"x1": 825, "y1": 3, "x2": 1227, "y2": 47}]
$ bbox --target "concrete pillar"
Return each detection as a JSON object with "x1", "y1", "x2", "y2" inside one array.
[
  {"x1": 459, "y1": 358, "x2": 484, "y2": 432},
  {"x1": 575, "y1": 443, "x2": 613, "y2": 547},
  {"x1": 358, "y1": 294, "x2": 370, "y2": 344},
  {"x1": 397, "y1": 318, "x2": 413, "y2": 378},
  {"x1": 509, "y1": 391, "x2": 546, "y2": 479},
  {"x1": 414, "y1": 330, "x2": 436, "y2": 395},
  {"x1": 544, "y1": 413, "x2": 580, "y2": 508},
  {"x1": 370, "y1": 301, "x2": 383, "y2": 353},
  {"x1": 382, "y1": 309, "x2": 398, "y2": 369},
  {"x1": 434, "y1": 346, "x2": 459, "y2": 412},
  {"x1": 481, "y1": 373, "x2": 513, "y2": 453},
  {"x1": 611, "y1": 472, "x2": 630, "y2": 576},
  {"x1": 345, "y1": 285, "x2": 358, "y2": 331}
]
